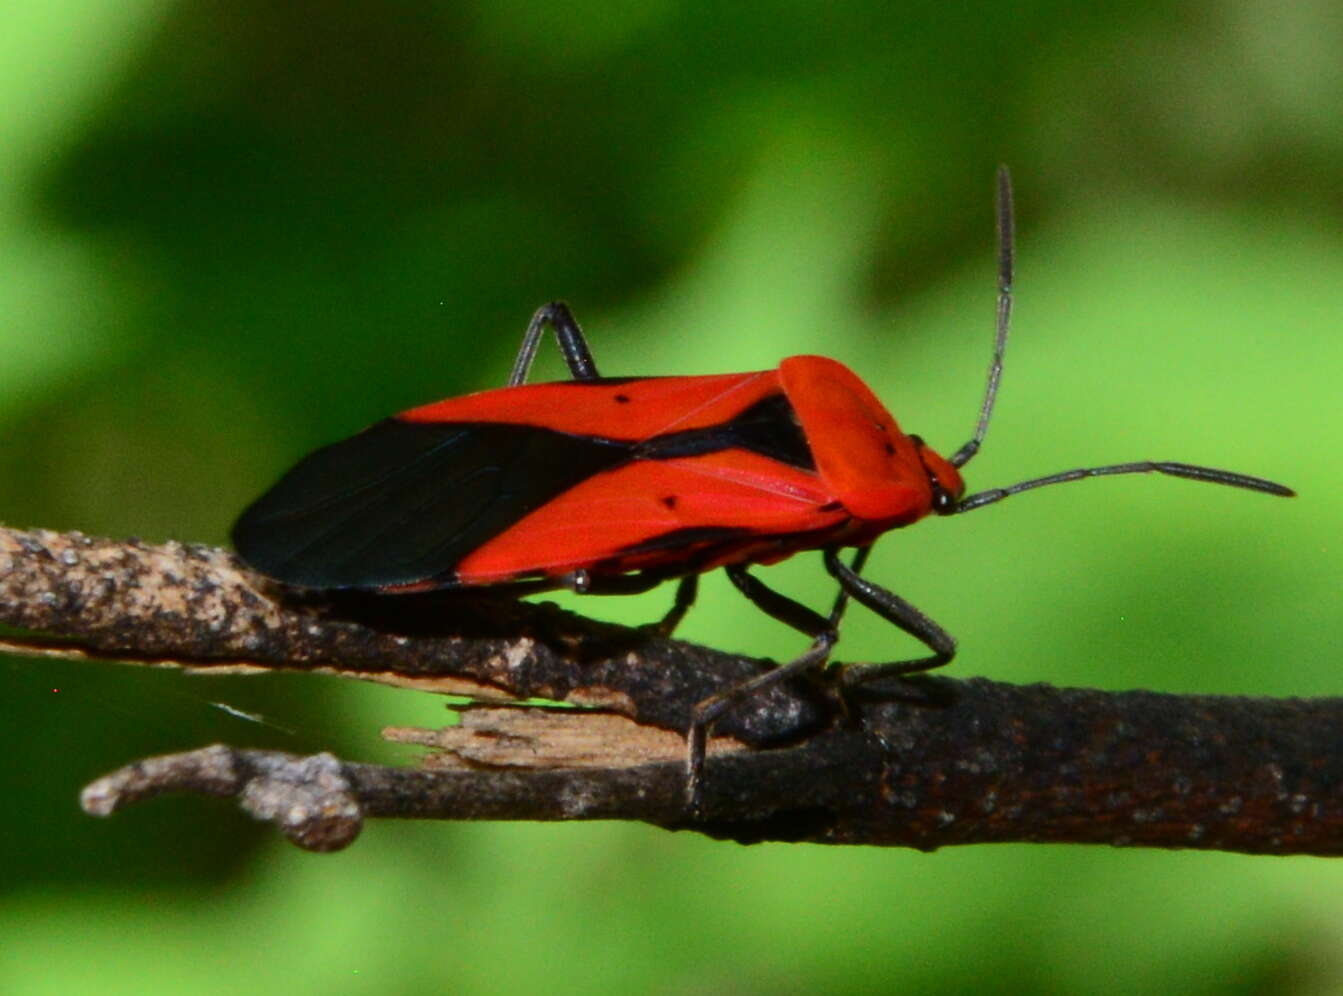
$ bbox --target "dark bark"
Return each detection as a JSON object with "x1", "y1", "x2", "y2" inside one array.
[{"x1": 4, "y1": 526, "x2": 1341, "y2": 855}]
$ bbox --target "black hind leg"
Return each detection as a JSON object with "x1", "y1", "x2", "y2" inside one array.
[{"x1": 508, "y1": 302, "x2": 601, "y2": 385}]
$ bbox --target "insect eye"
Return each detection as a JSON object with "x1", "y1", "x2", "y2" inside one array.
[{"x1": 932, "y1": 484, "x2": 956, "y2": 514}]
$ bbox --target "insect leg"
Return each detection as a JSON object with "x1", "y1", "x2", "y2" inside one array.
[
  {"x1": 826, "y1": 545, "x2": 872, "y2": 627},
  {"x1": 561, "y1": 569, "x2": 662, "y2": 595},
  {"x1": 686, "y1": 566, "x2": 838, "y2": 808},
  {"x1": 725, "y1": 564, "x2": 834, "y2": 638},
  {"x1": 558, "y1": 570, "x2": 698, "y2": 634},
  {"x1": 508, "y1": 302, "x2": 602, "y2": 386},
  {"x1": 822, "y1": 548, "x2": 956, "y2": 686},
  {"x1": 648, "y1": 574, "x2": 699, "y2": 637}
]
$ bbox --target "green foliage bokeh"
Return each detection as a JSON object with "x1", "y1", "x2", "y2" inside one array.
[{"x1": 2, "y1": 2, "x2": 1341, "y2": 993}]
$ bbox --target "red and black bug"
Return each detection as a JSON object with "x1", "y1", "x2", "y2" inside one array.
[{"x1": 232, "y1": 168, "x2": 1293, "y2": 802}]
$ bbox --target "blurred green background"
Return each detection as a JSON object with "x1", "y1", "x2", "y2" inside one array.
[{"x1": 1, "y1": 1, "x2": 1340, "y2": 992}]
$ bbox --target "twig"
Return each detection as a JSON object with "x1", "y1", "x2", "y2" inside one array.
[
  {"x1": 4, "y1": 526, "x2": 1342, "y2": 854},
  {"x1": 0, "y1": 526, "x2": 815, "y2": 741}
]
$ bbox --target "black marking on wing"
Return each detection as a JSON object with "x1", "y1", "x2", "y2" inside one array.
[
  {"x1": 231, "y1": 419, "x2": 629, "y2": 589},
  {"x1": 610, "y1": 526, "x2": 756, "y2": 558},
  {"x1": 636, "y1": 394, "x2": 815, "y2": 470}
]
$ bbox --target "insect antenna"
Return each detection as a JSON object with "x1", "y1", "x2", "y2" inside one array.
[
  {"x1": 950, "y1": 164, "x2": 1014, "y2": 469},
  {"x1": 954, "y1": 461, "x2": 1294, "y2": 514},
  {"x1": 944, "y1": 166, "x2": 1293, "y2": 511}
]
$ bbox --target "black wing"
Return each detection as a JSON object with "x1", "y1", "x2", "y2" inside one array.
[{"x1": 231, "y1": 418, "x2": 629, "y2": 589}]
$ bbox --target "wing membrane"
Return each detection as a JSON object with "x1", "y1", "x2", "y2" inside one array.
[{"x1": 231, "y1": 419, "x2": 628, "y2": 588}]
